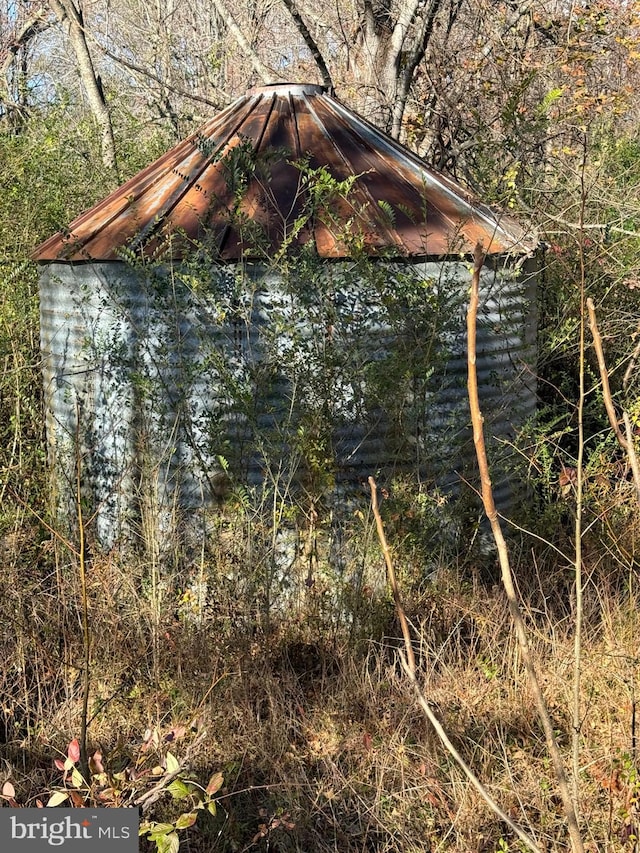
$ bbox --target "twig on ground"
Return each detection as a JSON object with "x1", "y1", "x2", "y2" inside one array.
[{"x1": 368, "y1": 475, "x2": 541, "y2": 853}]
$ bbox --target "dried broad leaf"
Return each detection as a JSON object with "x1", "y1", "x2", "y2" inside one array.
[
  {"x1": 89, "y1": 750, "x2": 104, "y2": 775},
  {"x1": 141, "y1": 729, "x2": 159, "y2": 752},
  {"x1": 69, "y1": 790, "x2": 85, "y2": 807},
  {"x1": 165, "y1": 752, "x2": 180, "y2": 774},
  {"x1": 47, "y1": 791, "x2": 70, "y2": 807},
  {"x1": 205, "y1": 771, "x2": 224, "y2": 796},
  {"x1": 165, "y1": 725, "x2": 187, "y2": 742}
]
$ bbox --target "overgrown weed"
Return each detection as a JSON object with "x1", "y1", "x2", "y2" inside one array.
[{"x1": 1, "y1": 495, "x2": 639, "y2": 851}]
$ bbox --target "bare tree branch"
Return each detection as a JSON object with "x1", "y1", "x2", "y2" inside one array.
[
  {"x1": 209, "y1": 0, "x2": 275, "y2": 84},
  {"x1": 369, "y1": 476, "x2": 542, "y2": 853},
  {"x1": 467, "y1": 244, "x2": 584, "y2": 853},
  {"x1": 91, "y1": 41, "x2": 230, "y2": 111},
  {"x1": 587, "y1": 297, "x2": 640, "y2": 504},
  {"x1": 0, "y1": 4, "x2": 51, "y2": 119}
]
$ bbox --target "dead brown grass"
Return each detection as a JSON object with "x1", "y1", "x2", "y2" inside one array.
[{"x1": 0, "y1": 509, "x2": 639, "y2": 853}]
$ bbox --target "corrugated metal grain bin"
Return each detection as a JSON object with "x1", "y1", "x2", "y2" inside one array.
[{"x1": 33, "y1": 83, "x2": 538, "y2": 547}]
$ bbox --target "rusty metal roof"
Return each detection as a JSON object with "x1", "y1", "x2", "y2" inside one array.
[{"x1": 33, "y1": 83, "x2": 536, "y2": 262}]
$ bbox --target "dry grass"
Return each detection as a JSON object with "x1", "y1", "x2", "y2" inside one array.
[{"x1": 0, "y1": 504, "x2": 639, "y2": 853}]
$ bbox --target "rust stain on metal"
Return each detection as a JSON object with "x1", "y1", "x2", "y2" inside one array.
[{"x1": 33, "y1": 83, "x2": 535, "y2": 262}]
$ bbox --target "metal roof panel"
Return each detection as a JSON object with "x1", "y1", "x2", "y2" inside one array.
[{"x1": 33, "y1": 83, "x2": 536, "y2": 262}]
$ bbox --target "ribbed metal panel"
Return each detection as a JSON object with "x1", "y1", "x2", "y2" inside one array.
[
  {"x1": 33, "y1": 83, "x2": 536, "y2": 264},
  {"x1": 418, "y1": 258, "x2": 538, "y2": 510},
  {"x1": 39, "y1": 256, "x2": 536, "y2": 543},
  {"x1": 39, "y1": 263, "x2": 137, "y2": 544}
]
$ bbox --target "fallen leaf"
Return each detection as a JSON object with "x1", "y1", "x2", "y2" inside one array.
[
  {"x1": 69, "y1": 790, "x2": 85, "y2": 807},
  {"x1": 165, "y1": 725, "x2": 186, "y2": 742}
]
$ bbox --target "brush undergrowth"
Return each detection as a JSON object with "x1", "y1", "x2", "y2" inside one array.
[{"x1": 0, "y1": 484, "x2": 638, "y2": 853}]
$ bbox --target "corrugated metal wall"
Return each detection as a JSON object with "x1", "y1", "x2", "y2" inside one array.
[{"x1": 39, "y1": 256, "x2": 536, "y2": 546}]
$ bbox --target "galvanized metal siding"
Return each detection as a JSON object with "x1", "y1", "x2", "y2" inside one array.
[
  {"x1": 39, "y1": 263, "x2": 137, "y2": 543},
  {"x1": 417, "y1": 258, "x2": 538, "y2": 509},
  {"x1": 39, "y1": 257, "x2": 536, "y2": 543}
]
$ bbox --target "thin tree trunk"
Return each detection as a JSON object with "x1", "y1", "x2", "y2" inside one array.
[
  {"x1": 0, "y1": 7, "x2": 51, "y2": 126},
  {"x1": 281, "y1": 0, "x2": 333, "y2": 90},
  {"x1": 48, "y1": 0, "x2": 117, "y2": 172},
  {"x1": 210, "y1": 0, "x2": 275, "y2": 84},
  {"x1": 351, "y1": 0, "x2": 444, "y2": 136},
  {"x1": 467, "y1": 243, "x2": 584, "y2": 853}
]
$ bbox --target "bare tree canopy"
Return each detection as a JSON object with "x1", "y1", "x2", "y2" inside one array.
[{"x1": 2, "y1": 0, "x2": 639, "y2": 196}]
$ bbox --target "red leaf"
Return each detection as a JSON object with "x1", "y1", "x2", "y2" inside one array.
[
  {"x1": 362, "y1": 732, "x2": 373, "y2": 752},
  {"x1": 67, "y1": 739, "x2": 81, "y2": 763},
  {"x1": 54, "y1": 758, "x2": 66, "y2": 772}
]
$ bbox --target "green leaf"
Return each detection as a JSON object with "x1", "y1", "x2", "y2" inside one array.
[
  {"x1": 377, "y1": 199, "x2": 396, "y2": 226},
  {"x1": 538, "y1": 87, "x2": 564, "y2": 116},
  {"x1": 206, "y1": 801, "x2": 217, "y2": 817},
  {"x1": 156, "y1": 831, "x2": 180, "y2": 853},
  {"x1": 167, "y1": 780, "x2": 191, "y2": 800},
  {"x1": 165, "y1": 752, "x2": 180, "y2": 774},
  {"x1": 147, "y1": 823, "x2": 175, "y2": 840}
]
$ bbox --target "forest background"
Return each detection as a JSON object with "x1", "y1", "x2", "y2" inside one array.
[{"x1": 1, "y1": 1, "x2": 640, "y2": 851}]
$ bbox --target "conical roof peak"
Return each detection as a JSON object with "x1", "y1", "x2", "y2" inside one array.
[{"x1": 34, "y1": 84, "x2": 535, "y2": 263}]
